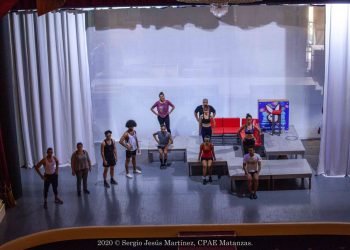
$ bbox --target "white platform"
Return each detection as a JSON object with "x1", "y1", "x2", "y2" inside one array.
[
  {"x1": 264, "y1": 125, "x2": 306, "y2": 159},
  {"x1": 229, "y1": 159, "x2": 313, "y2": 191}
]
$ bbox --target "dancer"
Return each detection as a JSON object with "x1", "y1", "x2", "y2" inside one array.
[
  {"x1": 35, "y1": 148, "x2": 63, "y2": 209},
  {"x1": 153, "y1": 125, "x2": 173, "y2": 169},
  {"x1": 199, "y1": 108, "x2": 215, "y2": 142},
  {"x1": 238, "y1": 113, "x2": 261, "y2": 154},
  {"x1": 151, "y1": 92, "x2": 175, "y2": 134},
  {"x1": 243, "y1": 147, "x2": 262, "y2": 199},
  {"x1": 198, "y1": 136, "x2": 216, "y2": 185},
  {"x1": 71, "y1": 142, "x2": 92, "y2": 196},
  {"x1": 119, "y1": 120, "x2": 142, "y2": 178},
  {"x1": 101, "y1": 130, "x2": 118, "y2": 188},
  {"x1": 194, "y1": 98, "x2": 216, "y2": 135}
]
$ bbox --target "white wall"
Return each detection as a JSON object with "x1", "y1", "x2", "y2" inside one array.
[{"x1": 86, "y1": 5, "x2": 323, "y2": 140}]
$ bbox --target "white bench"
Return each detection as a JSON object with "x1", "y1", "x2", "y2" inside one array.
[
  {"x1": 187, "y1": 146, "x2": 241, "y2": 177},
  {"x1": 229, "y1": 159, "x2": 312, "y2": 191}
]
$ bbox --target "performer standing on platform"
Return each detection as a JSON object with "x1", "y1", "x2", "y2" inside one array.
[
  {"x1": 151, "y1": 92, "x2": 175, "y2": 134},
  {"x1": 198, "y1": 136, "x2": 216, "y2": 185},
  {"x1": 71, "y1": 142, "x2": 92, "y2": 196},
  {"x1": 35, "y1": 148, "x2": 63, "y2": 209},
  {"x1": 153, "y1": 125, "x2": 173, "y2": 169},
  {"x1": 238, "y1": 113, "x2": 261, "y2": 154},
  {"x1": 194, "y1": 98, "x2": 216, "y2": 135},
  {"x1": 243, "y1": 147, "x2": 262, "y2": 200},
  {"x1": 119, "y1": 120, "x2": 142, "y2": 178},
  {"x1": 101, "y1": 130, "x2": 118, "y2": 188},
  {"x1": 199, "y1": 108, "x2": 215, "y2": 142}
]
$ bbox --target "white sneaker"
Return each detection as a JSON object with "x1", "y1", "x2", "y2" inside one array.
[
  {"x1": 133, "y1": 169, "x2": 142, "y2": 174},
  {"x1": 126, "y1": 173, "x2": 133, "y2": 178}
]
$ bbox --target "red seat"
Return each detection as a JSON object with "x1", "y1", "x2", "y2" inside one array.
[
  {"x1": 222, "y1": 118, "x2": 240, "y2": 135},
  {"x1": 212, "y1": 118, "x2": 224, "y2": 135},
  {"x1": 223, "y1": 118, "x2": 240, "y2": 127},
  {"x1": 223, "y1": 127, "x2": 240, "y2": 134}
]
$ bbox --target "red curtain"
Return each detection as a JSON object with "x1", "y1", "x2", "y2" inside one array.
[
  {"x1": 0, "y1": 124, "x2": 16, "y2": 207},
  {"x1": 37, "y1": 0, "x2": 66, "y2": 16},
  {"x1": 0, "y1": 0, "x2": 18, "y2": 18}
]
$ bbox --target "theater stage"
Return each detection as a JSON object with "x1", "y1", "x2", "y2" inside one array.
[{"x1": 1, "y1": 139, "x2": 350, "y2": 245}]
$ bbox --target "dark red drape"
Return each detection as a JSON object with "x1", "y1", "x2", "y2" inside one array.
[
  {"x1": 0, "y1": 124, "x2": 16, "y2": 207},
  {"x1": 0, "y1": 0, "x2": 18, "y2": 18}
]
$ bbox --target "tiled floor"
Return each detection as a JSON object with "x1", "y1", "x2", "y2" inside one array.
[{"x1": 2, "y1": 139, "x2": 350, "y2": 245}]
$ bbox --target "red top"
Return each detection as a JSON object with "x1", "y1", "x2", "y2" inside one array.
[{"x1": 199, "y1": 143, "x2": 216, "y2": 159}]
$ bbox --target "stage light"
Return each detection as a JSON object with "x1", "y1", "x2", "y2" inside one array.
[{"x1": 176, "y1": 0, "x2": 262, "y2": 18}]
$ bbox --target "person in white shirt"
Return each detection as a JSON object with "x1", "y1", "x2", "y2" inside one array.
[
  {"x1": 243, "y1": 147, "x2": 262, "y2": 199},
  {"x1": 119, "y1": 120, "x2": 142, "y2": 178},
  {"x1": 35, "y1": 148, "x2": 63, "y2": 209}
]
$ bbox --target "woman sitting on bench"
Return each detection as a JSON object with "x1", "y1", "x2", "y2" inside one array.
[
  {"x1": 238, "y1": 113, "x2": 261, "y2": 154},
  {"x1": 198, "y1": 136, "x2": 216, "y2": 185}
]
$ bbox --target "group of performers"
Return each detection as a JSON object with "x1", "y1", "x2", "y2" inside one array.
[{"x1": 34, "y1": 92, "x2": 262, "y2": 209}]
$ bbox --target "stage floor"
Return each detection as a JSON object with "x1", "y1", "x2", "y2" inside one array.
[{"x1": 1, "y1": 141, "x2": 350, "y2": 245}]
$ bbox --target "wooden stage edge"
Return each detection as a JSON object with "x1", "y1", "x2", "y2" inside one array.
[{"x1": 2, "y1": 223, "x2": 350, "y2": 249}]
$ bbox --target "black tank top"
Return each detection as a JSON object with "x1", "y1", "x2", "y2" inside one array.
[
  {"x1": 201, "y1": 114, "x2": 211, "y2": 125},
  {"x1": 104, "y1": 139, "x2": 115, "y2": 160}
]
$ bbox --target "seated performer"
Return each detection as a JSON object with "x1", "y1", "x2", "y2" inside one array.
[
  {"x1": 153, "y1": 125, "x2": 173, "y2": 169},
  {"x1": 243, "y1": 147, "x2": 262, "y2": 200},
  {"x1": 238, "y1": 113, "x2": 261, "y2": 154},
  {"x1": 198, "y1": 135, "x2": 216, "y2": 185},
  {"x1": 119, "y1": 120, "x2": 142, "y2": 178},
  {"x1": 35, "y1": 148, "x2": 63, "y2": 209}
]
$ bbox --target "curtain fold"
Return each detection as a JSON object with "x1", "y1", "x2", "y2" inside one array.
[
  {"x1": 10, "y1": 11, "x2": 95, "y2": 167},
  {"x1": 318, "y1": 4, "x2": 350, "y2": 176}
]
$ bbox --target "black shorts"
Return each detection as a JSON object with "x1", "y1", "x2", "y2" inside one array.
[
  {"x1": 157, "y1": 145, "x2": 168, "y2": 150},
  {"x1": 248, "y1": 171, "x2": 258, "y2": 177},
  {"x1": 103, "y1": 159, "x2": 116, "y2": 167},
  {"x1": 126, "y1": 150, "x2": 137, "y2": 158},
  {"x1": 201, "y1": 157, "x2": 213, "y2": 161}
]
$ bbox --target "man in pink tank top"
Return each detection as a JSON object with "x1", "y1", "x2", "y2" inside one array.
[{"x1": 35, "y1": 148, "x2": 63, "y2": 209}]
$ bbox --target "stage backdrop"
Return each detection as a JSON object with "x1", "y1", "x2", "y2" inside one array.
[{"x1": 86, "y1": 5, "x2": 324, "y2": 141}]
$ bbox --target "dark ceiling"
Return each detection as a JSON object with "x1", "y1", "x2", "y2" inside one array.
[{"x1": 10, "y1": 0, "x2": 347, "y2": 10}]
